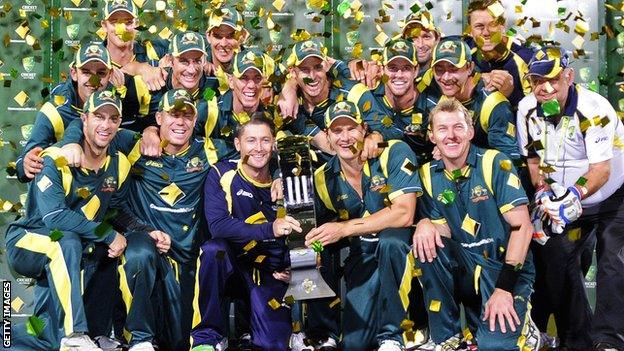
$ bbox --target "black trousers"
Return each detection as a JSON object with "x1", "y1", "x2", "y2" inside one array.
[{"x1": 531, "y1": 184, "x2": 624, "y2": 349}]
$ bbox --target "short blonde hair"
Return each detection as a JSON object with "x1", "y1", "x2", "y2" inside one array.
[{"x1": 429, "y1": 97, "x2": 473, "y2": 129}]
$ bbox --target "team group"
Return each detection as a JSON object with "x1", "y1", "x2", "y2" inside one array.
[{"x1": 5, "y1": 0, "x2": 624, "y2": 351}]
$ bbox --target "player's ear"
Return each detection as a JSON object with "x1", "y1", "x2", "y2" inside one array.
[{"x1": 155, "y1": 111, "x2": 163, "y2": 126}]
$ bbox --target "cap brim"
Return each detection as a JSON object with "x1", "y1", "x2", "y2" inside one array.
[
  {"x1": 106, "y1": 8, "x2": 136, "y2": 19},
  {"x1": 161, "y1": 101, "x2": 197, "y2": 114},
  {"x1": 76, "y1": 57, "x2": 112, "y2": 69},
  {"x1": 234, "y1": 66, "x2": 263, "y2": 78},
  {"x1": 172, "y1": 48, "x2": 207, "y2": 57},
  {"x1": 327, "y1": 115, "x2": 361, "y2": 127},
  {"x1": 208, "y1": 21, "x2": 243, "y2": 32},
  {"x1": 385, "y1": 55, "x2": 416, "y2": 66},
  {"x1": 295, "y1": 54, "x2": 325, "y2": 66},
  {"x1": 90, "y1": 102, "x2": 122, "y2": 115},
  {"x1": 402, "y1": 21, "x2": 438, "y2": 36},
  {"x1": 432, "y1": 57, "x2": 466, "y2": 69},
  {"x1": 525, "y1": 62, "x2": 563, "y2": 80}
]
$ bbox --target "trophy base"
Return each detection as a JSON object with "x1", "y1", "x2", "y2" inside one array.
[{"x1": 285, "y1": 267, "x2": 336, "y2": 301}]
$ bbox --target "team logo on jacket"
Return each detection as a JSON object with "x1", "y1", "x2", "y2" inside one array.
[
  {"x1": 470, "y1": 185, "x2": 489, "y2": 203},
  {"x1": 369, "y1": 175, "x2": 387, "y2": 192},
  {"x1": 185, "y1": 156, "x2": 204, "y2": 172},
  {"x1": 101, "y1": 176, "x2": 117, "y2": 192}
]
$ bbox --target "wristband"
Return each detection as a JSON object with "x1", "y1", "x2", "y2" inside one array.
[{"x1": 495, "y1": 263, "x2": 521, "y2": 293}]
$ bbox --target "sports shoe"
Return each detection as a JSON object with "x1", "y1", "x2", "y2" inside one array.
[
  {"x1": 290, "y1": 332, "x2": 314, "y2": 351},
  {"x1": 540, "y1": 332, "x2": 558, "y2": 349},
  {"x1": 60, "y1": 333, "x2": 103, "y2": 351},
  {"x1": 379, "y1": 339, "x2": 404, "y2": 351},
  {"x1": 190, "y1": 345, "x2": 216, "y2": 351},
  {"x1": 417, "y1": 333, "x2": 467, "y2": 351},
  {"x1": 594, "y1": 342, "x2": 621, "y2": 351},
  {"x1": 94, "y1": 336, "x2": 123, "y2": 351},
  {"x1": 317, "y1": 337, "x2": 338, "y2": 351},
  {"x1": 128, "y1": 341, "x2": 155, "y2": 351},
  {"x1": 522, "y1": 315, "x2": 541, "y2": 351}
]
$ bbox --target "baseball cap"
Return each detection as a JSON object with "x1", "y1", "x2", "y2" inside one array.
[
  {"x1": 158, "y1": 88, "x2": 197, "y2": 114},
  {"x1": 383, "y1": 39, "x2": 417, "y2": 66},
  {"x1": 287, "y1": 40, "x2": 326, "y2": 67},
  {"x1": 526, "y1": 46, "x2": 570, "y2": 79},
  {"x1": 232, "y1": 49, "x2": 271, "y2": 78},
  {"x1": 207, "y1": 6, "x2": 244, "y2": 32},
  {"x1": 431, "y1": 36, "x2": 472, "y2": 68},
  {"x1": 83, "y1": 90, "x2": 122, "y2": 115},
  {"x1": 402, "y1": 11, "x2": 439, "y2": 37},
  {"x1": 72, "y1": 42, "x2": 112, "y2": 69},
  {"x1": 169, "y1": 31, "x2": 207, "y2": 57},
  {"x1": 103, "y1": 0, "x2": 138, "y2": 20},
  {"x1": 324, "y1": 101, "x2": 363, "y2": 128}
]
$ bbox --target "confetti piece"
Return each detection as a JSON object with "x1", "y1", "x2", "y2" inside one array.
[
  {"x1": 277, "y1": 207, "x2": 286, "y2": 218},
  {"x1": 268, "y1": 298, "x2": 281, "y2": 310},
  {"x1": 284, "y1": 295, "x2": 295, "y2": 305},
  {"x1": 272, "y1": 0, "x2": 285, "y2": 11},
  {"x1": 400, "y1": 319, "x2": 415, "y2": 330},
  {"x1": 255, "y1": 255, "x2": 266, "y2": 263},
  {"x1": 440, "y1": 189, "x2": 455, "y2": 205},
  {"x1": 49, "y1": 229, "x2": 63, "y2": 242},
  {"x1": 499, "y1": 160, "x2": 512, "y2": 171},
  {"x1": 542, "y1": 99, "x2": 560, "y2": 117},
  {"x1": 329, "y1": 297, "x2": 341, "y2": 308},
  {"x1": 576, "y1": 177, "x2": 587, "y2": 186},
  {"x1": 486, "y1": 2, "x2": 505, "y2": 18},
  {"x1": 429, "y1": 300, "x2": 441, "y2": 312},
  {"x1": 25, "y1": 315, "x2": 45, "y2": 337},
  {"x1": 311, "y1": 240, "x2": 324, "y2": 253},
  {"x1": 374, "y1": 32, "x2": 389, "y2": 46}
]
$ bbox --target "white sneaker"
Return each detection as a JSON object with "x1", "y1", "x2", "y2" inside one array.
[
  {"x1": 216, "y1": 336, "x2": 228, "y2": 351},
  {"x1": 290, "y1": 332, "x2": 314, "y2": 351},
  {"x1": 378, "y1": 339, "x2": 404, "y2": 351},
  {"x1": 128, "y1": 341, "x2": 155, "y2": 351},
  {"x1": 522, "y1": 315, "x2": 541, "y2": 351},
  {"x1": 94, "y1": 336, "x2": 122, "y2": 351},
  {"x1": 416, "y1": 339, "x2": 436, "y2": 351},
  {"x1": 540, "y1": 332, "x2": 558, "y2": 349},
  {"x1": 60, "y1": 333, "x2": 103, "y2": 351},
  {"x1": 416, "y1": 334, "x2": 467, "y2": 351}
]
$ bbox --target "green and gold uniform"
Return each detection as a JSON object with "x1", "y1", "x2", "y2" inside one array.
[
  {"x1": 5, "y1": 146, "x2": 132, "y2": 350},
  {"x1": 417, "y1": 146, "x2": 535, "y2": 350},
  {"x1": 314, "y1": 140, "x2": 421, "y2": 350}
]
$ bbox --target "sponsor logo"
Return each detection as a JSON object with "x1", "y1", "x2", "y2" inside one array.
[
  {"x1": 145, "y1": 160, "x2": 164, "y2": 168},
  {"x1": 236, "y1": 189, "x2": 253, "y2": 198}
]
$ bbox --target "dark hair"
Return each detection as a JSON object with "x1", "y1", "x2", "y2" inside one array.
[
  {"x1": 467, "y1": 0, "x2": 506, "y2": 25},
  {"x1": 235, "y1": 112, "x2": 276, "y2": 138}
]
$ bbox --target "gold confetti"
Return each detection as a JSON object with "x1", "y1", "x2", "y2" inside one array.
[
  {"x1": 267, "y1": 298, "x2": 281, "y2": 310},
  {"x1": 487, "y1": 2, "x2": 505, "y2": 19},
  {"x1": 499, "y1": 160, "x2": 512, "y2": 171},
  {"x1": 276, "y1": 207, "x2": 286, "y2": 218},
  {"x1": 255, "y1": 255, "x2": 266, "y2": 263},
  {"x1": 54, "y1": 95, "x2": 66, "y2": 106},
  {"x1": 374, "y1": 32, "x2": 389, "y2": 46},
  {"x1": 429, "y1": 300, "x2": 441, "y2": 312},
  {"x1": 400, "y1": 319, "x2": 415, "y2": 331},
  {"x1": 329, "y1": 297, "x2": 341, "y2": 308},
  {"x1": 76, "y1": 187, "x2": 90, "y2": 199},
  {"x1": 159, "y1": 27, "x2": 173, "y2": 40}
]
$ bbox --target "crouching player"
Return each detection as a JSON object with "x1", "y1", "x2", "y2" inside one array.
[
  {"x1": 412, "y1": 98, "x2": 540, "y2": 350},
  {"x1": 191, "y1": 116, "x2": 301, "y2": 351}
]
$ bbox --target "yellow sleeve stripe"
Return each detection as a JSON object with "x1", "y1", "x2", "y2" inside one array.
[
  {"x1": 245, "y1": 211, "x2": 268, "y2": 224},
  {"x1": 378, "y1": 140, "x2": 401, "y2": 178},
  {"x1": 144, "y1": 41, "x2": 160, "y2": 61},
  {"x1": 41, "y1": 102, "x2": 65, "y2": 141},
  {"x1": 81, "y1": 195, "x2": 100, "y2": 220},
  {"x1": 203, "y1": 138, "x2": 219, "y2": 165},
  {"x1": 220, "y1": 169, "x2": 237, "y2": 214},
  {"x1": 482, "y1": 149, "x2": 499, "y2": 196},
  {"x1": 480, "y1": 91, "x2": 508, "y2": 133},
  {"x1": 418, "y1": 162, "x2": 433, "y2": 197},
  {"x1": 314, "y1": 164, "x2": 336, "y2": 213},
  {"x1": 500, "y1": 203, "x2": 515, "y2": 214},
  {"x1": 388, "y1": 189, "x2": 405, "y2": 201},
  {"x1": 117, "y1": 152, "x2": 131, "y2": 187},
  {"x1": 134, "y1": 76, "x2": 151, "y2": 116},
  {"x1": 39, "y1": 146, "x2": 73, "y2": 195},
  {"x1": 204, "y1": 98, "x2": 219, "y2": 138},
  {"x1": 127, "y1": 140, "x2": 142, "y2": 165},
  {"x1": 346, "y1": 82, "x2": 369, "y2": 106},
  {"x1": 16, "y1": 232, "x2": 74, "y2": 334}
]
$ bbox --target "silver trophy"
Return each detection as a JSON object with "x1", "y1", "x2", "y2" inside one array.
[{"x1": 277, "y1": 136, "x2": 336, "y2": 301}]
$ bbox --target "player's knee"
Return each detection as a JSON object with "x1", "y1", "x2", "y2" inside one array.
[
  {"x1": 58, "y1": 231, "x2": 83, "y2": 259},
  {"x1": 124, "y1": 235, "x2": 158, "y2": 266},
  {"x1": 377, "y1": 228, "x2": 410, "y2": 256}
]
